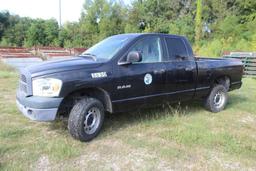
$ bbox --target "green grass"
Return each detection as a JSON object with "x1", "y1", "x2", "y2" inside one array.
[{"x1": 0, "y1": 62, "x2": 256, "y2": 170}]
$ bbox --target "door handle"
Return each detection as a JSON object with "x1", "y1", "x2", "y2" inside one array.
[
  {"x1": 153, "y1": 69, "x2": 166, "y2": 74},
  {"x1": 206, "y1": 71, "x2": 212, "y2": 78},
  {"x1": 185, "y1": 67, "x2": 193, "y2": 71}
]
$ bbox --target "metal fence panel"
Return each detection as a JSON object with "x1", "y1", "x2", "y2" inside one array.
[{"x1": 223, "y1": 53, "x2": 256, "y2": 77}]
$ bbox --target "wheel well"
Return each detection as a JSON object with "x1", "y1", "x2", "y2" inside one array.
[
  {"x1": 58, "y1": 87, "x2": 112, "y2": 117},
  {"x1": 213, "y1": 76, "x2": 230, "y2": 90}
]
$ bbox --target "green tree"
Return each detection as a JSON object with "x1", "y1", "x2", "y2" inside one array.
[
  {"x1": 0, "y1": 11, "x2": 10, "y2": 41},
  {"x1": 195, "y1": 0, "x2": 202, "y2": 45},
  {"x1": 26, "y1": 19, "x2": 46, "y2": 46},
  {"x1": 236, "y1": 0, "x2": 256, "y2": 22},
  {"x1": 1, "y1": 0, "x2": 256, "y2": 53},
  {"x1": 44, "y1": 19, "x2": 59, "y2": 46},
  {"x1": 98, "y1": 2, "x2": 126, "y2": 39},
  {"x1": 125, "y1": 1, "x2": 145, "y2": 33},
  {"x1": 59, "y1": 22, "x2": 84, "y2": 48},
  {"x1": 169, "y1": 15, "x2": 195, "y2": 43},
  {"x1": 80, "y1": 0, "x2": 127, "y2": 47},
  {"x1": 0, "y1": 14, "x2": 32, "y2": 46}
]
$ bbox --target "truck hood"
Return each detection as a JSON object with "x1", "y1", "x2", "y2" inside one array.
[{"x1": 26, "y1": 57, "x2": 103, "y2": 77}]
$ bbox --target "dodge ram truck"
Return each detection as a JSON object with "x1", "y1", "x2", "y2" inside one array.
[{"x1": 16, "y1": 33, "x2": 243, "y2": 141}]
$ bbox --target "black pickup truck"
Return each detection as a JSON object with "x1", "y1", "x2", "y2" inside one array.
[{"x1": 16, "y1": 33, "x2": 243, "y2": 141}]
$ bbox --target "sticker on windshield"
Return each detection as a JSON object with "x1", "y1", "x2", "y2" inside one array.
[
  {"x1": 144, "y1": 73, "x2": 152, "y2": 85},
  {"x1": 91, "y1": 72, "x2": 107, "y2": 78}
]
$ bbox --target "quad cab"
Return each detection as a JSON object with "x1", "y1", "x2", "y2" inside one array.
[{"x1": 16, "y1": 33, "x2": 243, "y2": 141}]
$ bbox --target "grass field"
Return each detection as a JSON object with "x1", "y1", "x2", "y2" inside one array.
[{"x1": 0, "y1": 62, "x2": 256, "y2": 170}]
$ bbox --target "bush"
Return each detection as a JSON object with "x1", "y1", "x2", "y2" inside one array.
[{"x1": 197, "y1": 39, "x2": 223, "y2": 57}]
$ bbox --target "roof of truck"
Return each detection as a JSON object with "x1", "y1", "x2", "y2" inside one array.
[{"x1": 115, "y1": 33, "x2": 186, "y2": 39}]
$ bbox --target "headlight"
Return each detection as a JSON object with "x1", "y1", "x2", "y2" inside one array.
[{"x1": 32, "y1": 78, "x2": 62, "y2": 97}]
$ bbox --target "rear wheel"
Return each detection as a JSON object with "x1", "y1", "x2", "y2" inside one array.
[
  {"x1": 68, "y1": 97, "x2": 105, "y2": 142},
  {"x1": 204, "y1": 85, "x2": 228, "y2": 113}
]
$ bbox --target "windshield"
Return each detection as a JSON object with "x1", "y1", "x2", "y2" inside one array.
[{"x1": 81, "y1": 34, "x2": 136, "y2": 61}]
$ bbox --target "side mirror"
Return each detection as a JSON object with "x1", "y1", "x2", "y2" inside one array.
[
  {"x1": 118, "y1": 51, "x2": 142, "y2": 65},
  {"x1": 127, "y1": 51, "x2": 142, "y2": 63}
]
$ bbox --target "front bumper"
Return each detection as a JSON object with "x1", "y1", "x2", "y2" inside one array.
[{"x1": 16, "y1": 91, "x2": 63, "y2": 121}]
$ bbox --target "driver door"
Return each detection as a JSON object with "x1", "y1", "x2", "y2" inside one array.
[{"x1": 112, "y1": 36, "x2": 166, "y2": 112}]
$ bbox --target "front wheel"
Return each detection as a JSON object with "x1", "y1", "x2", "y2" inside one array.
[
  {"x1": 68, "y1": 97, "x2": 105, "y2": 142},
  {"x1": 204, "y1": 85, "x2": 228, "y2": 113}
]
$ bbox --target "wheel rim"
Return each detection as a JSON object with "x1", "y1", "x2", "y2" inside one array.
[
  {"x1": 84, "y1": 107, "x2": 101, "y2": 135},
  {"x1": 213, "y1": 91, "x2": 225, "y2": 108}
]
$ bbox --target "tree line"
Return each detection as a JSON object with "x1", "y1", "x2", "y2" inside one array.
[{"x1": 0, "y1": 0, "x2": 255, "y2": 56}]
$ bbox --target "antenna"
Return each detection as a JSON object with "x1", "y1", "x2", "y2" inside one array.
[{"x1": 59, "y1": 0, "x2": 62, "y2": 27}]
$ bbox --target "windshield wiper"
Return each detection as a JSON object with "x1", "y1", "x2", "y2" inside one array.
[{"x1": 79, "y1": 53, "x2": 97, "y2": 61}]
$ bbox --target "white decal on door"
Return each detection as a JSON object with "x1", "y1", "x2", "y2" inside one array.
[{"x1": 144, "y1": 73, "x2": 152, "y2": 85}]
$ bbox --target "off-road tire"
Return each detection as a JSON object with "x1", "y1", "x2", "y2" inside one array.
[
  {"x1": 68, "y1": 97, "x2": 105, "y2": 142},
  {"x1": 204, "y1": 85, "x2": 228, "y2": 113}
]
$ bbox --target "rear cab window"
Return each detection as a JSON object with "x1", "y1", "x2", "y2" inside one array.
[{"x1": 164, "y1": 37, "x2": 190, "y2": 61}]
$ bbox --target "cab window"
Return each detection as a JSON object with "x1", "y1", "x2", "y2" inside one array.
[
  {"x1": 129, "y1": 36, "x2": 162, "y2": 63},
  {"x1": 165, "y1": 37, "x2": 189, "y2": 61}
]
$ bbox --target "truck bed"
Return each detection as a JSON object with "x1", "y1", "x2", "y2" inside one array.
[
  {"x1": 196, "y1": 57, "x2": 243, "y2": 69},
  {"x1": 195, "y1": 56, "x2": 243, "y2": 95}
]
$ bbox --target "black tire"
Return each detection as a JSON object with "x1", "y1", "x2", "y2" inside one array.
[
  {"x1": 204, "y1": 85, "x2": 228, "y2": 113},
  {"x1": 68, "y1": 97, "x2": 105, "y2": 142}
]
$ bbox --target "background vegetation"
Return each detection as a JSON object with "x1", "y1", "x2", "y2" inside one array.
[{"x1": 0, "y1": 0, "x2": 256, "y2": 56}]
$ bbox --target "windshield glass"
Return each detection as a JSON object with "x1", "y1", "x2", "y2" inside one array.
[{"x1": 81, "y1": 34, "x2": 136, "y2": 61}]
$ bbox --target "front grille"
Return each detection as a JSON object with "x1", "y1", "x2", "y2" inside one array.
[
  {"x1": 20, "y1": 74, "x2": 27, "y2": 83},
  {"x1": 18, "y1": 70, "x2": 32, "y2": 96},
  {"x1": 19, "y1": 82, "x2": 27, "y2": 94}
]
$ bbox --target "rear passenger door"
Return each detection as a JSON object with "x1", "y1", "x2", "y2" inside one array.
[{"x1": 164, "y1": 37, "x2": 197, "y2": 101}]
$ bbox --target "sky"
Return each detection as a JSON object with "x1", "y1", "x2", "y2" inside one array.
[
  {"x1": 0, "y1": 0, "x2": 88, "y2": 24},
  {"x1": 0, "y1": 0, "x2": 132, "y2": 24}
]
